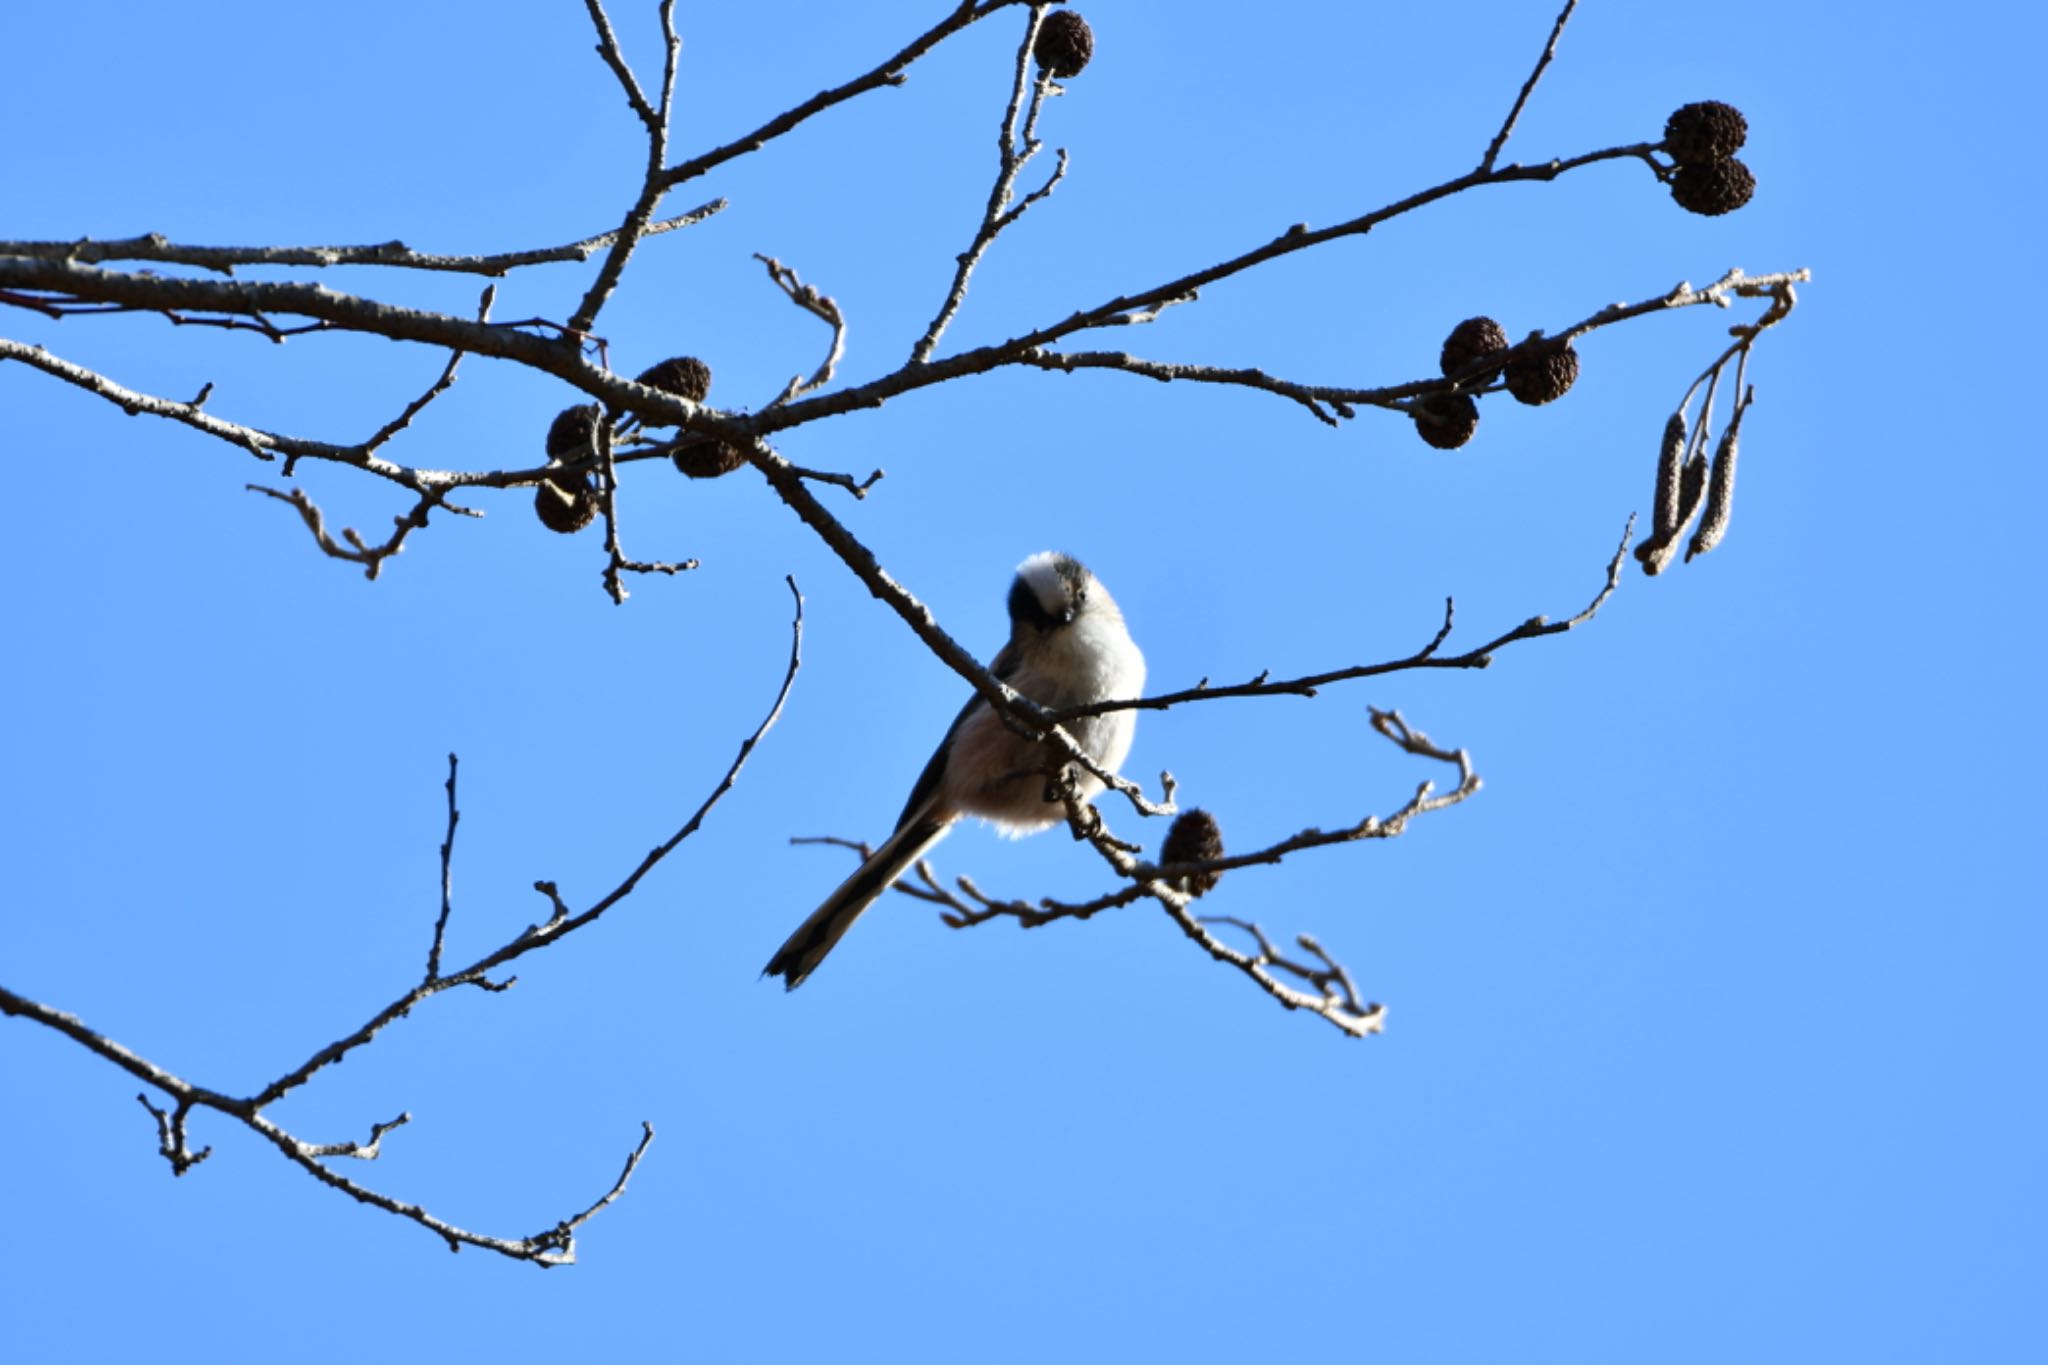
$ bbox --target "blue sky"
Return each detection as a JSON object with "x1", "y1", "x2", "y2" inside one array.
[{"x1": 3, "y1": 1, "x2": 2041, "y2": 1360}]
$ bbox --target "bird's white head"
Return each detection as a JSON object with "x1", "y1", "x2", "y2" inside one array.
[{"x1": 1009, "y1": 551, "x2": 1114, "y2": 634}]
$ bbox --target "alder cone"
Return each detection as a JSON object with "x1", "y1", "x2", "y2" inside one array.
[
  {"x1": 534, "y1": 481, "x2": 596, "y2": 534},
  {"x1": 1034, "y1": 10, "x2": 1094, "y2": 78},
  {"x1": 1504, "y1": 342, "x2": 1579, "y2": 405},
  {"x1": 636, "y1": 355, "x2": 712, "y2": 404},
  {"x1": 1161, "y1": 809, "x2": 1225, "y2": 896},
  {"x1": 1413, "y1": 393, "x2": 1480, "y2": 449},
  {"x1": 1671, "y1": 158, "x2": 1756, "y2": 216},
  {"x1": 545, "y1": 404, "x2": 600, "y2": 461},
  {"x1": 1664, "y1": 100, "x2": 1749, "y2": 166},
  {"x1": 673, "y1": 439, "x2": 746, "y2": 479},
  {"x1": 1440, "y1": 316, "x2": 1509, "y2": 378}
]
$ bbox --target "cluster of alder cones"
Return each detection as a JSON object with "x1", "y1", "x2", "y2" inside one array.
[
  {"x1": 1412, "y1": 100, "x2": 1755, "y2": 452},
  {"x1": 536, "y1": 354, "x2": 742, "y2": 534}
]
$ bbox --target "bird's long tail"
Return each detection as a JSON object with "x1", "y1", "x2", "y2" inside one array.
[{"x1": 765, "y1": 816, "x2": 949, "y2": 990}]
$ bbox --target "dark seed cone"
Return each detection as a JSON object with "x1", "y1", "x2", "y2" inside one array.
[
  {"x1": 1440, "y1": 316, "x2": 1509, "y2": 378},
  {"x1": 1504, "y1": 341, "x2": 1579, "y2": 405},
  {"x1": 635, "y1": 355, "x2": 713, "y2": 406},
  {"x1": 1412, "y1": 393, "x2": 1479, "y2": 450},
  {"x1": 673, "y1": 438, "x2": 747, "y2": 479},
  {"x1": 1034, "y1": 9, "x2": 1094, "y2": 78},
  {"x1": 1161, "y1": 809, "x2": 1224, "y2": 897},
  {"x1": 1671, "y1": 157, "x2": 1756, "y2": 216},
  {"x1": 534, "y1": 479, "x2": 597, "y2": 534},
  {"x1": 1664, "y1": 101, "x2": 1749, "y2": 166},
  {"x1": 1686, "y1": 412, "x2": 1744, "y2": 562},
  {"x1": 1652, "y1": 411, "x2": 1689, "y2": 543},
  {"x1": 545, "y1": 403, "x2": 601, "y2": 462}
]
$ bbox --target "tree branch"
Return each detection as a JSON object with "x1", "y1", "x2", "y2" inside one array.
[
  {"x1": 0, "y1": 203, "x2": 725, "y2": 278},
  {"x1": 0, "y1": 580, "x2": 803, "y2": 1262},
  {"x1": 910, "y1": 6, "x2": 1059, "y2": 363},
  {"x1": 658, "y1": 0, "x2": 1033, "y2": 193},
  {"x1": 1050, "y1": 516, "x2": 1634, "y2": 722},
  {"x1": 1479, "y1": 0, "x2": 1580, "y2": 173}
]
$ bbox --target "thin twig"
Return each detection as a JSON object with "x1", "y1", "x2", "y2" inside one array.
[
  {"x1": 1479, "y1": 0, "x2": 1580, "y2": 173},
  {"x1": 297, "y1": 1112, "x2": 412, "y2": 1161},
  {"x1": 245, "y1": 483, "x2": 471, "y2": 581},
  {"x1": 754, "y1": 253, "x2": 847, "y2": 406},
  {"x1": 567, "y1": 0, "x2": 684, "y2": 337},
  {"x1": 584, "y1": 0, "x2": 660, "y2": 129},
  {"x1": 425, "y1": 754, "x2": 460, "y2": 983},
  {"x1": 596, "y1": 413, "x2": 699, "y2": 604},
  {"x1": 246, "y1": 577, "x2": 804, "y2": 1112},
  {"x1": 902, "y1": 707, "x2": 1477, "y2": 1036},
  {"x1": 136, "y1": 1093, "x2": 213, "y2": 1175},
  {"x1": 788, "y1": 462, "x2": 885, "y2": 498},
  {"x1": 659, "y1": 0, "x2": 1032, "y2": 193},
  {"x1": 0, "y1": 206, "x2": 724, "y2": 278},
  {"x1": 0, "y1": 583, "x2": 801, "y2": 1262},
  {"x1": 910, "y1": 8, "x2": 1058, "y2": 364},
  {"x1": 1049, "y1": 517, "x2": 1634, "y2": 721}
]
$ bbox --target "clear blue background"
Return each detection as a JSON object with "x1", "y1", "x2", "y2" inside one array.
[{"x1": 3, "y1": 2, "x2": 2040, "y2": 1360}]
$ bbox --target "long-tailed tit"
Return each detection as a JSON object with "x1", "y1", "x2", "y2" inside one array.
[{"x1": 765, "y1": 552, "x2": 1146, "y2": 989}]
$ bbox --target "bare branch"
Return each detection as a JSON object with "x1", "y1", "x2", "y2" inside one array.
[
  {"x1": 0, "y1": 250, "x2": 1806, "y2": 507},
  {"x1": 1479, "y1": 0, "x2": 1580, "y2": 173},
  {"x1": 2, "y1": 984, "x2": 632, "y2": 1260},
  {"x1": 584, "y1": 0, "x2": 661, "y2": 130},
  {"x1": 910, "y1": 7, "x2": 1060, "y2": 363},
  {"x1": 137, "y1": 1093, "x2": 213, "y2": 1175},
  {"x1": 659, "y1": 0, "x2": 1032, "y2": 193},
  {"x1": 1181, "y1": 917, "x2": 1384, "y2": 1037},
  {"x1": 788, "y1": 462, "x2": 885, "y2": 499},
  {"x1": 0, "y1": 204, "x2": 725, "y2": 278},
  {"x1": 568, "y1": 1, "x2": 684, "y2": 336},
  {"x1": 297, "y1": 1112, "x2": 412, "y2": 1161},
  {"x1": 594, "y1": 410, "x2": 698, "y2": 603},
  {"x1": 754, "y1": 253, "x2": 848, "y2": 405},
  {"x1": 247, "y1": 576, "x2": 803, "y2": 1113},
  {"x1": 425, "y1": 754, "x2": 460, "y2": 983},
  {"x1": 1049, "y1": 517, "x2": 1634, "y2": 721},
  {"x1": 351, "y1": 285, "x2": 493, "y2": 469},
  {"x1": 908, "y1": 708, "x2": 1476, "y2": 1036},
  {"x1": 0, "y1": 579, "x2": 801, "y2": 1261},
  {"x1": 245, "y1": 483, "x2": 470, "y2": 582},
  {"x1": 529, "y1": 1121, "x2": 658, "y2": 1264},
  {"x1": 237, "y1": 1107, "x2": 646, "y2": 1264},
  {"x1": 1018, "y1": 347, "x2": 1348, "y2": 426}
]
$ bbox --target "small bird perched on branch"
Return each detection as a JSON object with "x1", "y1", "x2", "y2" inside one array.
[{"x1": 765, "y1": 552, "x2": 1146, "y2": 989}]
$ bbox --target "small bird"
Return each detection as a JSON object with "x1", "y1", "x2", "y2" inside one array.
[{"x1": 765, "y1": 552, "x2": 1146, "y2": 989}]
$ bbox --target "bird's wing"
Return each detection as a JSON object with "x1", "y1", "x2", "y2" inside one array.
[{"x1": 892, "y1": 640, "x2": 1021, "y2": 832}]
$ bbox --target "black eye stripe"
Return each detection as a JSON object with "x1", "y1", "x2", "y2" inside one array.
[{"x1": 1008, "y1": 575, "x2": 1060, "y2": 632}]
